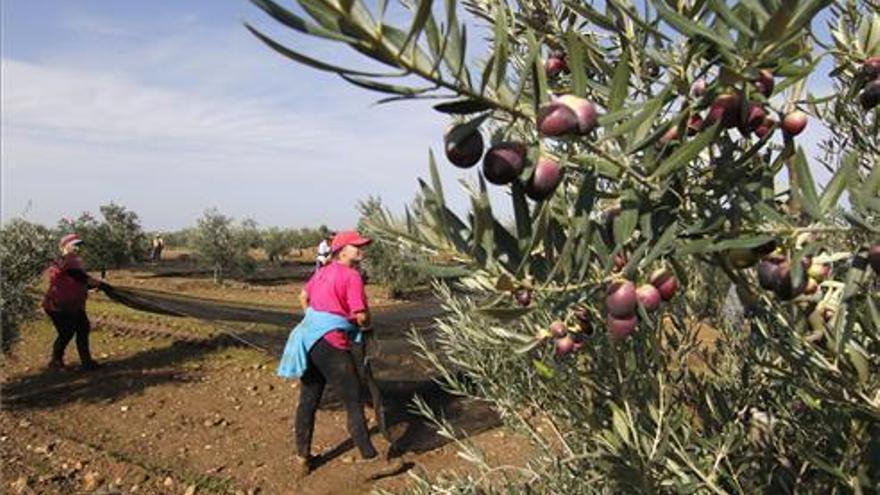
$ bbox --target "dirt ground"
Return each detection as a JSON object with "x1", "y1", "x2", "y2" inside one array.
[{"x1": 1, "y1": 261, "x2": 529, "y2": 494}]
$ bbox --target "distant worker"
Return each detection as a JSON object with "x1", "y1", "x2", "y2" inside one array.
[
  {"x1": 42, "y1": 233, "x2": 105, "y2": 371},
  {"x1": 278, "y1": 230, "x2": 378, "y2": 477},
  {"x1": 314, "y1": 233, "x2": 333, "y2": 271},
  {"x1": 151, "y1": 235, "x2": 164, "y2": 262}
]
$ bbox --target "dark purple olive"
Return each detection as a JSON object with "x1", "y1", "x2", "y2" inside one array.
[
  {"x1": 861, "y1": 80, "x2": 880, "y2": 110},
  {"x1": 706, "y1": 93, "x2": 743, "y2": 129},
  {"x1": 537, "y1": 102, "x2": 579, "y2": 136},
  {"x1": 755, "y1": 69, "x2": 774, "y2": 97},
  {"x1": 754, "y1": 117, "x2": 776, "y2": 139},
  {"x1": 444, "y1": 124, "x2": 484, "y2": 168},
  {"x1": 757, "y1": 255, "x2": 785, "y2": 291},
  {"x1": 773, "y1": 262, "x2": 807, "y2": 300},
  {"x1": 524, "y1": 158, "x2": 563, "y2": 201},
  {"x1": 573, "y1": 308, "x2": 592, "y2": 334},
  {"x1": 742, "y1": 103, "x2": 767, "y2": 134},
  {"x1": 482, "y1": 142, "x2": 527, "y2": 185},
  {"x1": 515, "y1": 289, "x2": 532, "y2": 307},
  {"x1": 862, "y1": 56, "x2": 880, "y2": 81},
  {"x1": 869, "y1": 244, "x2": 880, "y2": 273}
]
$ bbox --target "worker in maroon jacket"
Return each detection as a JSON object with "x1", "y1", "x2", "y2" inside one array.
[{"x1": 43, "y1": 233, "x2": 104, "y2": 371}]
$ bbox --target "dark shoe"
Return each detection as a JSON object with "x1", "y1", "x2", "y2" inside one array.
[
  {"x1": 80, "y1": 360, "x2": 102, "y2": 371},
  {"x1": 47, "y1": 359, "x2": 66, "y2": 371},
  {"x1": 292, "y1": 455, "x2": 311, "y2": 479}
]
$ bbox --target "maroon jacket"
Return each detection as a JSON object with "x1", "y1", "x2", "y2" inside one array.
[{"x1": 43, "y1": 254, "x2": 90, "y2": 312}]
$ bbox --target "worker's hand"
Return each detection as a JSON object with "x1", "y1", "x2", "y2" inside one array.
[{"x1": 360, "y1": 325, "x2": 373, "y2": 332}]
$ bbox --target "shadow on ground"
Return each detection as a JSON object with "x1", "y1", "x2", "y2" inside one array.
[{"x1": 2, "y1": 291, "x2": 497, "y2": 465}]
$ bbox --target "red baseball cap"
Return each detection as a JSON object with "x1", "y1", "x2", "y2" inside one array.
[
  {"x1": 59, "y1": 233, "x2": 83, "y2": 249},
  {"x1": 331, "y1": 230, "x2": 371, "y2": 253}
]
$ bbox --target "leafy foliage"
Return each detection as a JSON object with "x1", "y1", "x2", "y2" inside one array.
[
  {"x1": 357, "y1": 196, "x2": 436, "y2": 296},
  {"x1": 0, "y1": 219, "x2": 56, "y2": 353},
  {"x1": 190, "y1": 208, "x2": 258, "y2": 282},
  {"x1": 59, "y1": 202, "x2": 147, "y2": 272},
  {"x1": 251, "y1": 0, "x2": 880, "y2": 491}
]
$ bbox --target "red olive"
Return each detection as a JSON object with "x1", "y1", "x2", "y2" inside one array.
[
  {"x1": 556, "y1": 95, "x2": 598, "y2": 135},
  {"x1": 636, "y1": 284, "x2": 662, "y2": 312},
  {"x1": 524, "y1": 158, "x2": 563, "y2": 201},
  {"x1": 607, "y1": 314, "x2": 637, "y2": 340},
  {"x1": 606, "y1": 280, "x2": 637, "y2": 317},
  {"x1": 537, "y1": 102, "x2": 579, "y2": 136},
  {"x1": 781, "y1": 111, "x2": 808, "y2": 136},
  {"x1": 649, "y1": 269, "x2": 679, "y2": 301}
]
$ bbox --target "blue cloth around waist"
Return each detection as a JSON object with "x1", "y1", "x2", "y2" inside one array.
[{"x1": 277, "y1": 308, "x2": 361, "y2": 379}]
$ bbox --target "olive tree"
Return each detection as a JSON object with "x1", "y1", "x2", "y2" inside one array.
[
  {"x1": 250, "y1": 0, "x2": 879, "y2": 491},
  {"x1": 0, "y1": 219, "x2": 56, "y2": 353}
]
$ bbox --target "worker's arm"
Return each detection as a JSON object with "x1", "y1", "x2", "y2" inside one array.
[
  {"x1": 66, "y1": 268, "x2": 102, "y2": 289},
  {"x1": 354, "y1": 309, "x2": 371, "y2": 330},
  {"x1": 299, "y1": 289, "x2": 309, "y2": 312}
]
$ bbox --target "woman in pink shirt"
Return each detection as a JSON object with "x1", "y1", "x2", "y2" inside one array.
[{"x1": 293, "y1": 230, "x2": 378, "y2": 476}]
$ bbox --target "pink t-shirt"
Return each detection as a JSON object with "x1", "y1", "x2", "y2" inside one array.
[{"x1": 304, "y1": 262, "x2": 368, "y2": 350}]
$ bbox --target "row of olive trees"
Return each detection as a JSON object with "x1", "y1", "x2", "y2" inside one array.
[{"x1": 162, "y1": 217, "x2": 332, "y2": 263}]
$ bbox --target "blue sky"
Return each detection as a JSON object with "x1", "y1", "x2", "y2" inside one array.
[
  {"x1": 2, "y1": 1, "x2": 834, "y2": 231},
  {"x1": 1, "y1": 0, "x2": 469, "y2": 230}
]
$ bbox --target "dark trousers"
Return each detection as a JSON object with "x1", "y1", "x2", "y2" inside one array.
[
  {"x1": 46, "y1": 310, "x2": 93, "y2": 364},
  {"x1": 294, "y1": 339, "x2": 377, "y2": 459}
]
